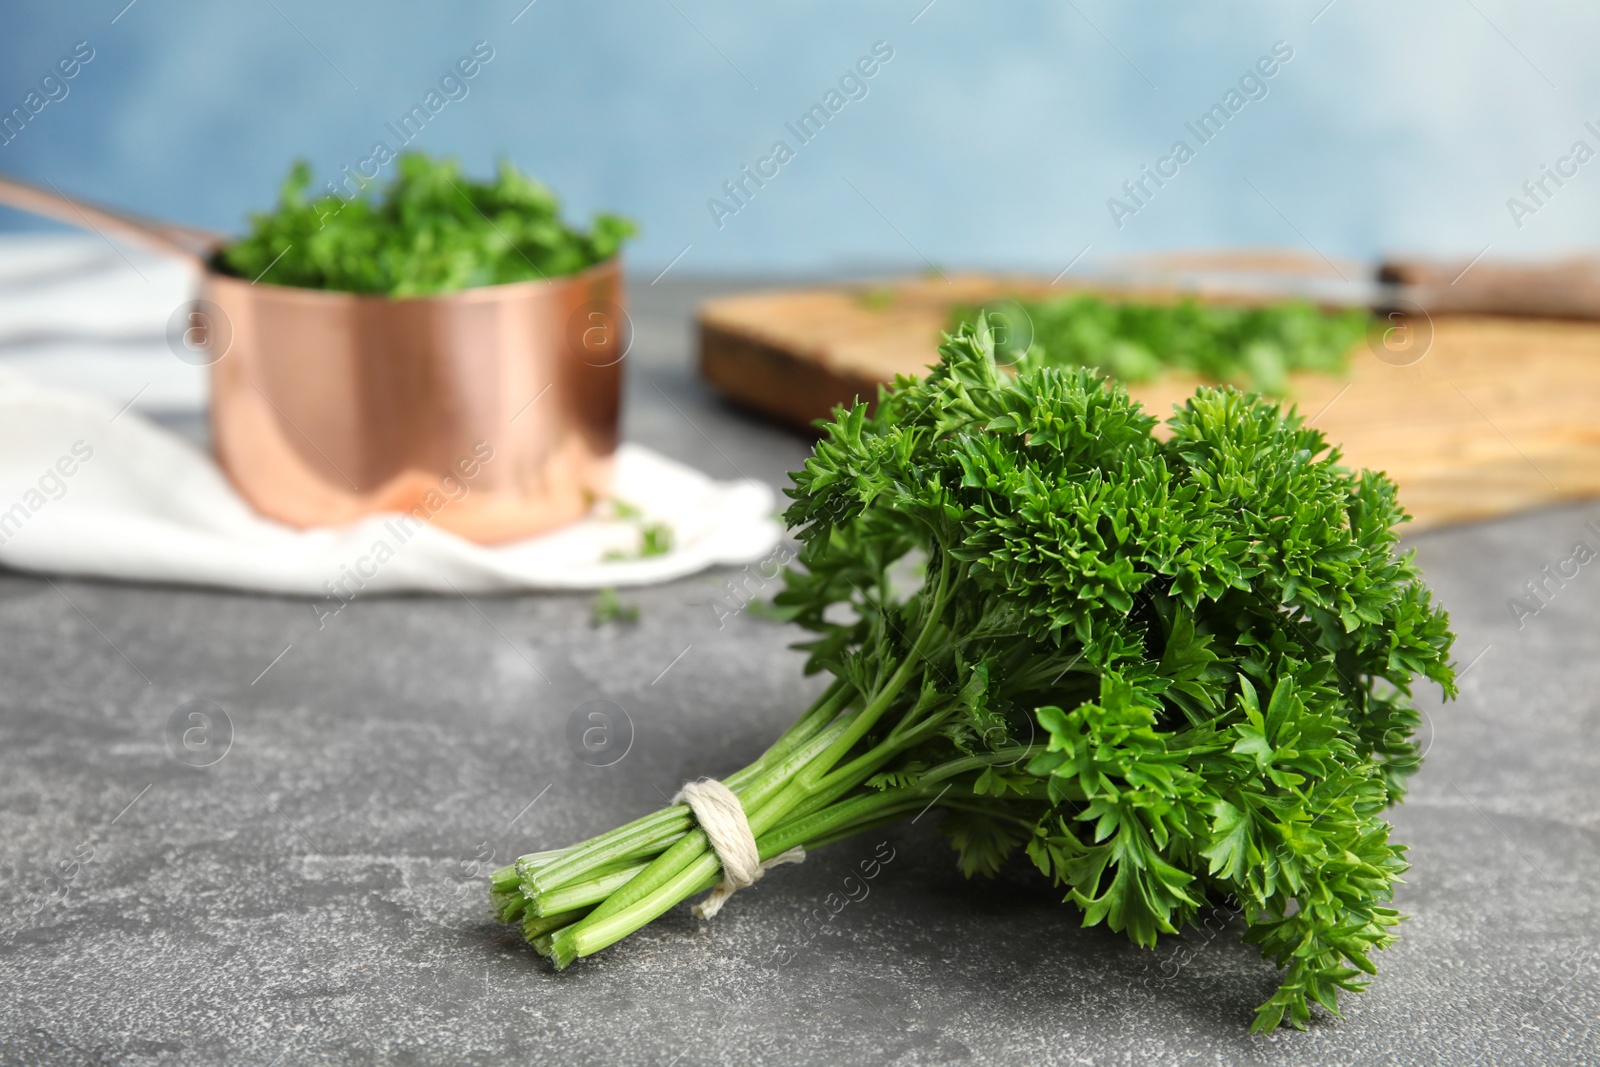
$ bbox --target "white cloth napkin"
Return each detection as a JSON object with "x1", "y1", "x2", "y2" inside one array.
[{"x1": 0, "y1": 370, "x2": 783, "y2": 595}]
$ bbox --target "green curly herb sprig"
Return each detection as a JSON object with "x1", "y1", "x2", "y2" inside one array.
[
  {"x1": 492, "y1": 317, "x2": 1454, "y2": 1033},
  {"x1": 957, "y1": 294, "x2": 1369, "y2": 395},
  {"x1": 220, "y1": 153, "x2": 635, "y2": 297}
]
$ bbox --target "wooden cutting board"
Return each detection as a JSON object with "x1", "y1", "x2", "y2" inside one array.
[{"x1": 697, "y1": 261, "x2": 1600, "y2": 531}]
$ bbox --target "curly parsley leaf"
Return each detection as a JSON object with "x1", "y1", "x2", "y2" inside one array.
[
  {"x1": 954, "y1": 293, "x2": 1369, "y2": 394},
  {"x1": 220, "y1": 153, "x2": 635, "y2": 296}
]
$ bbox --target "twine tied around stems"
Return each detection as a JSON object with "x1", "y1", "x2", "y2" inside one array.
[{"x1": 672, "y1": 778, "x2": 806, "y2": 919}]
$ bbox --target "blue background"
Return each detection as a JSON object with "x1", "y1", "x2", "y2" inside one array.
[{"x1": 1, "y1": 0, "x2": 1595, "y2": 273}]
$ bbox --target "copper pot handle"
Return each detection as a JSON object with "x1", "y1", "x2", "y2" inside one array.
[{"x1": 0, "y1": 171, "x2": 223, "y2": 266}]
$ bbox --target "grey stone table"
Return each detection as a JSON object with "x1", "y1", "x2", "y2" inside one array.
[{"x1": 1, "y1": 278, "x2": 1596, "y2": 1066}]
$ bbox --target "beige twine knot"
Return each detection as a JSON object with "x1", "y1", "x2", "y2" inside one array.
[{"x1": 672, "y1": 778, "x2": 805, "y2": 919}]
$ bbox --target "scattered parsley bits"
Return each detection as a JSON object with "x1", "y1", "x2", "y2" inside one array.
[
  {"x1": 218, "y1": 153, "x2": 636, "y2": 297},
  {"x1": 590, "y1": 588, "x2": 639, "y2": 627},
  {"x1": 492, "y1": 317, "x2": 1454, "y2": 1033},
  {"x1": 956, "y1": 294, "x2": 1369, "y2": 395},
  {"x1": 600, "y1": 501, "x2": 675, "y2": 563}
]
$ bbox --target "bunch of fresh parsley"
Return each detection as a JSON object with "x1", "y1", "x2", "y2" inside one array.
[
  {"x1": 219, "y1": 153, "x2": 635, "y2": 296},
  {"x1": 491, "y1": 317, "x2": 1454, "y2": 1033},
  {"x1": 957, "y1": 294, "x2": 1368, "y2": 395}
]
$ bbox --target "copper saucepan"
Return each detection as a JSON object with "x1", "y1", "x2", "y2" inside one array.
[{"x1": 0, "y1": 173, "x2": 625, "y2": 544}]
